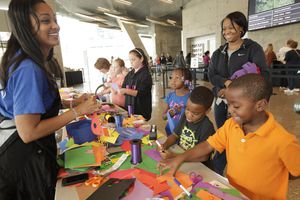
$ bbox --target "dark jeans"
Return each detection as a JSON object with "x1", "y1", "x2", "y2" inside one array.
[
  {"x1": 212, "y1": 100, "x2": 228, "y2": 175},
  {"x1": 288, "y1": 71, "x2": 296, "y2": 90}
]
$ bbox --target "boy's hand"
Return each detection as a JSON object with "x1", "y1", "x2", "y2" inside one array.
[
  {"x1": 156, "y1": 141, "x2": 166, "y2": 152},
  {"x1": 157, "y1": 155, "x2": 185, "y2": 176},
  {"x1": 159, "y1": 149, "x2": 177, "y2": 160}
]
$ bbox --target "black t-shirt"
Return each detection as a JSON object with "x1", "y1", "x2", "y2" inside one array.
[
  {"x1": 174, "y1": 114, "x2": 215, "y2": 150},
  {"x1": 122, "y1": 66, "x2": 152, "y2": 120},
  {"x1": 285, "y1": 49, "x2": 300, "y2": 65}
]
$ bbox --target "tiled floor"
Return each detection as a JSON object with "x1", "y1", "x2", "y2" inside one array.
[
  {"x1": 147, "y1": 76, "x2": 300, "y2": 200},
  {"x1": 76, "y1": 75, "x2": 300, "y2": 199}
]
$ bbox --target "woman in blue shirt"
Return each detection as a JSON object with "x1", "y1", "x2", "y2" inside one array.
[{"x1": 0, "y1": 0, "x2": 99, "y2": 199}]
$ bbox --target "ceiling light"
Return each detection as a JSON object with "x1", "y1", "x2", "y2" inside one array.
[
  {"x1": 167, "y1": 19, "x2": 176, "y2": 25},
  {"x1": 96, "y1": 6, "x2": 111, "y2": 13},
  {"x1": 115, "y1": 0, "x2": 133, "y2": 6},
  {"x1": 159, "y1": 0, "x2": 174, "y2": 4},
  {"x1": 104, "y1": 12, "x2": 134, "y2": 21},
  {"x1": 75, "y1": 13, "x2": 107, "y2": 22},
  {"x1": 146, "y1": 16, "x2": 170, "y2": 26},
  {"x1": 120, "y1": 20, "x2": 149, "y2": 28}
]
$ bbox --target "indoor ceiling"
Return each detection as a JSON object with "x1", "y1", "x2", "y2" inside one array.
[
  {"x1": 0, "y1": 0, "x2": 192, "y2": 33},
  {"x1": 55, "y1": 0, "x2": 192, "y2": 31}
]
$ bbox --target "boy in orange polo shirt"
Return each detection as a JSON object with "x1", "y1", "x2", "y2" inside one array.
[{"x1": 159, "y1": 74, "x2": 300, "y2": 199}]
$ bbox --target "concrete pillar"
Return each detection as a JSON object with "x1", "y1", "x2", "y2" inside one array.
[{"x1": 0, "y1": 10, "x2": 9, "y2": 32}]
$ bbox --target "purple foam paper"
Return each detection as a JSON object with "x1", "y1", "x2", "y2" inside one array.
[
  {"x1": 159, "y1": 190, "x2": 174, "y2": 200},
  {"x1": 208, "y1": 187, "x2": 247, "y2": 200},
  {"x1": 144, "y1": 149, "x2": 162, "y2": 162}
]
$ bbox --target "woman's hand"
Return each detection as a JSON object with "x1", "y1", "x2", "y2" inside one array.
[
  {"x1": 61, "y1": 93, "x2": 89, "y2": 108},
  {"x1": 74, "y1": 95, "x2": 101, "y2": 116}
]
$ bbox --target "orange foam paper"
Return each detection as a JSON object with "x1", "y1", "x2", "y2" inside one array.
[
  {"x1": 197, "y1": 190, "x2": 222, "y2": 200},
  {"x1": 157, "y1": 171, "x2": 193, "y2": 198},
  {"x1": 92, "y1": 145, "x2": 106, "y2": 164},
  {"x1": 152, "y1": 181, "x2": 170, "y2": 195},
  {"x1": 134, "y1": 171, "x2": 157, "y2": 188}
]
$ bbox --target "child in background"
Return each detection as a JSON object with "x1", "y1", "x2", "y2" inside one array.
[
  {"x1": 159, "y1": 74, "x2": 300, "y2": 199},
  {"x1": 160, "y1": 86, "x2": 215, "y2": 168},
  {"x1": 120, "y1": 48, "x2": 152, "y2": 120},
  {"x1": 100, "y1": 58, "x2": 128, "y2": 108},
  {"x1": 163, "y1": 68, "x2": 192, "y2": 136}
]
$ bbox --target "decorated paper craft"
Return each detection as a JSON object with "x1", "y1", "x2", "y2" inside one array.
[{"x1": 90, "y1": 113, "x2": 106, "y2": 135}]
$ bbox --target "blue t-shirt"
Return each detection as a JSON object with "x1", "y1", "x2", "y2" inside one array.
[
  {"x1": 165, "y1": 91, "x2": 190, "y2": 133},
  {"x1": 165, "y1": 91, "x2": 190, "y2": 119},
  {"x1": 0, "y1": 58, "x2": 56, "y2": 119}
]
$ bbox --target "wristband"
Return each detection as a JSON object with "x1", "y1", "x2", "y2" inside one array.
[
  {"x1": 72, "y1": 108, "x2": 79, "y2": 121},
  {"x1": 70, "y1": 100, "x2": 79, "y2": 121}
]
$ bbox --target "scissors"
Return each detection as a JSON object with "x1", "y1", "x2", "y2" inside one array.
[
  {"x1": 85, "y1": 176, "x2": 105, "y2": 187},
  {"x1": 189, "y1": 172, "x2": 203, "y2": 184}
]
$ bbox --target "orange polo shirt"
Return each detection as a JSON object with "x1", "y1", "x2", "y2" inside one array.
[{"x1": 207, "y1": 112, "x2": 300, "y2": 200}]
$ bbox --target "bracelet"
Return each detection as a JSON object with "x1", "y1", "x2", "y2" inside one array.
[{"x1": 71, "y1": 108, "x2": 79, "y2": 121}]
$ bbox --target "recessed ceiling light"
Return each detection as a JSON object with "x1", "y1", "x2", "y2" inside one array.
[
  {"x1": 146, "y1": 16, "x2": 170, "y2": 26},
  {"x1": 96, "y1": 6, "x2": 111, "y2": 13},
  {"x1": 115, "y1": 0, "x2": 133, "y2": 6},
  {"x1": 167, "y1": 19, "x2": 176, "y2": 25},
  {"x1": 104, "y1": 12, "x2": 134, "y2": 21},
  {"x1": 159, "y1": 0, "x2": 174, "y2": 4},
  {"x1": 75, "y1": 13, "x2": 107, "y2": 22},
  {"x1": 120, "y1": 20, "x2": 149, "y2": 28}
]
